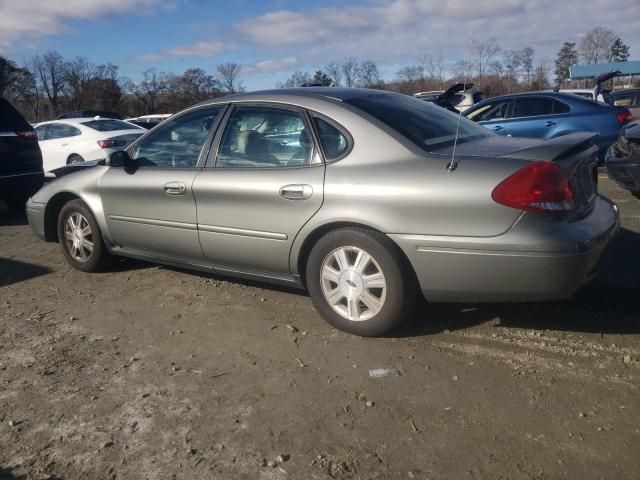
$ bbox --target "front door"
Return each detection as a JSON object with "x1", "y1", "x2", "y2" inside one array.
[
  {"x1": 193, "y1": 104, "x2": 325, "y2": 275},
  {"x1": 467, "y1": 99, "x2": 512, "y2": 137},
  {"x1": 99, "y1": 106, "x2": 225, "y2": 263}
]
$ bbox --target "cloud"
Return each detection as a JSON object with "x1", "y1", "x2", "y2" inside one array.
[
  {"x1": 0, "y1": 0, "x2": 166, "y2": 53},
  {"x1": 243, "y1": 57, "x2": 299, "y2": 75}
]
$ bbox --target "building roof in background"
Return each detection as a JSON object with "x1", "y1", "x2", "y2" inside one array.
[{"x1": 570, "y1": 61, "x2": 640, "y2": 79}]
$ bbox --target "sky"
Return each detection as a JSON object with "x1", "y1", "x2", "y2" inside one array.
[{"x1": 0, "y1": 0, "x2": 638, "y2": 90}]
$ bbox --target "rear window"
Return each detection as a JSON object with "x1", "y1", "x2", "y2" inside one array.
[
  {"x1": 80, "y1": 119, "x2": 141, "y2": 132},
  {"x1": 345, "y1": 93, "x2": 490, "y2": 151},
  {"x1": 0, "y1": 98, "x2": 31, "y2": 131}
]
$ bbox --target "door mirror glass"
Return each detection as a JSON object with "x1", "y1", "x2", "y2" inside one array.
[{"x1": 109, "y1": 150, "x2": 132, "y2": 167}]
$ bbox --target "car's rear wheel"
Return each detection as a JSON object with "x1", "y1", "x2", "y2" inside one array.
[
  {"x1": 306, "y1": 227, "x2": 416, "y2": 336},
  {"x1": 57, "y1": 199, "x2": 111, "y2": 272},
  {"x1": 67, "y1": 154, "x2": 84, "y2": 164}
]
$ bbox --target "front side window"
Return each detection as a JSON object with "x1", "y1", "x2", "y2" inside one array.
[
  {"x1": 511, "y1": 98, "x2": 555, "y2": 118},
  {"x1": 313, "y1": 117, "x2": 349, "y2": 161},
  {"x1": 466, "y1": 101, "x2": 512, "y2": 122},
  {"x1": 129, "y1": 107, "x2": 222, "y2": 168},
  {"x1": 345, "y1": 93, "x2": 490, "y2": 152},
  {"x1": 216, "y1": 106, "x2": 312, "y2": 168}
]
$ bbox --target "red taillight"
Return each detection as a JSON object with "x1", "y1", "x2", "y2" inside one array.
[
  {"x1": 16, "y1": 131, "x2": 38, "y2": 141},
  {"x1": 492, "y1": 161, "x2": 575, "y2": 213},
  {"x1": 97, "y1": 139, "x2": 126, "y2": 149},
  {"x1": 616, "y1": 109, "x2": 633, "y2": 123}
]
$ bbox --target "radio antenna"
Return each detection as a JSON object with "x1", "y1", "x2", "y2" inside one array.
[{"x1": 447, "y1": 13, "x2": 479, "y2": 172}]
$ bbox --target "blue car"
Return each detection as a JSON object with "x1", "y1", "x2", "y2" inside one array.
[{"x1": 464, "y1": 92, "x2": 632, "y2": 163}]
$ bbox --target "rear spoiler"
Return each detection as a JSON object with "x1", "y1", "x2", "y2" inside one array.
[{"x1": 500, "y1": 132, "x2": 599, "y2": 161}]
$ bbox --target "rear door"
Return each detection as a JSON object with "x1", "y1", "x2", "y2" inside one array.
[
  {"x1": 37, "y1": 123, "x2": 82, "y2": 170},
  {"x1": 507, "y1": 97, "x2": 567, "y2": 139},
  {"x1": 193, "y1": 104, "x2": 325, "y2": 275}
]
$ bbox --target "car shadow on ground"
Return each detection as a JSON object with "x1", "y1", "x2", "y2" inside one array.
[
  {"x1": 0, "y1": 258, "x2": 51, "y2": 288},
  {"x1": 394, "y1": 227, "x2": 640, "y2": 337}
]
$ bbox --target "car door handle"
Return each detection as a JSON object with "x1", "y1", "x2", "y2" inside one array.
[
  {"x1": 279, "y1": 184, "x2": 313, "y2": 200},
  {"x1": 163, "y1": 181, "x2": 187, "y2": 196},
  {"x1": 61, "y1": 142, "x2": 69, "y2": 146},
  {"x1": 492, "y1": 126, "x2": 503, "y2": 131},
  {"x1": 544, "y1": 121, "x2": 556, "y2": 127}
]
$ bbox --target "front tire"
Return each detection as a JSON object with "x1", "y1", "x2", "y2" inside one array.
[
  {"x1": 306, "y1": 228, "x2": 416, "y2": 336},
  {"x1": 57, "y1": 199, "x2": 111, "y2": 272}
]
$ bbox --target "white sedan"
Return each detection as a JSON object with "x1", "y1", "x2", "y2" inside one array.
[{"x1": 34, "y1": 118, "x2": 145, "y2": 171}]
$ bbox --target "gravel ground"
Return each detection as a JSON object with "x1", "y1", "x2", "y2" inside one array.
[{"x1": 0, "y1": 176, "x2": 638, "y2": 480}]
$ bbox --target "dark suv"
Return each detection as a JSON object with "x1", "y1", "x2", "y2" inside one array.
[{"x1": 0, "y1": 98, "x2": 44, "y2": 210}]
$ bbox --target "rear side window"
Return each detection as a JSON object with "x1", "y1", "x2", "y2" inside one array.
[
  {"x1": 511, "y1": 98, "x2": 555, "y2": 118},
  {"x1": 553, "y1": 100, "x2": 570, "y2": 114},
  {"x1": 81, "y1": 119, "x2": 141, "y2": 131},
  {"x1": 0, "y1": 98, "x2": 31, "y2": 131},
  {"x1": 346, "y1": 93, "x2": 490, "y2": 152},
  {"x1": 313, "y1": 117, "x2": 349, "y2": 161}
]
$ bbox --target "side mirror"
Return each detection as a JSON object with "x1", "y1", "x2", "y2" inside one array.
[{"x1": 108, "y1": 150, "x2": 137, "y2": 173}]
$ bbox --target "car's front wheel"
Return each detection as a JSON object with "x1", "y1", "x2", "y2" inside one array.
[
  {"x1": 306, "y1": 227, "x2": 416, "y2": 336},
  {"x1": 57, "y1": 199, "x2": 111, "y2": 272}
]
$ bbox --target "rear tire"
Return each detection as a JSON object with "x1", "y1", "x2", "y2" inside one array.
[
  {"x1": 67, "y1": 154, "x2": 84, "y2": 164},
  {"x1": 57, "y1": 199, "x2": 111, "y2": 272},
  {"x1": 306, "y1": 227, "x2": 416, "y2": 336}
]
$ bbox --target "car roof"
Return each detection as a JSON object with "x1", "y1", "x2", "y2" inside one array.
[
  {"x1": 194, "y1": 87, "x2": 394, "y2": 108},
  {"x1": 36, "y1": 117, "x2": 130, "y2": 125},
  {"x1": 473, "y1": 91, "x2": 601, "y2": 104}
]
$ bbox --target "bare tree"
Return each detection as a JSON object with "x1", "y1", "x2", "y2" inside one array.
[
  {"x1": 32, "y1": 51, "x2": 67, "y2": 116},
  {"x1": 124, "y1": 68, "x2": 167, "y2": 114},
  {"x1": 358, "y1": 60, "x2": 382, "y2": 88},
  {"x1": 64, "y1": 56, "x2": 97, "y2": 110},
  {"x1": 325, "y1": 62, "x2": 343, "y2": 87},
  {"x1": 520, "y1": 47, "x2": 535, "y2": 87},
  {"x1": 340, "y1": 58, "x2": 360, "y2": 87},
  {"x1": 579, "y1": 27, "x2": 616, "y2": 64},
  {"x1": 423, "y1": 54, "x2": 445, "y2": 89},
  {"x1": 216, "y1": 62, "x2": 243, "y2": 93},
  {"x1": 472, "y1": 38, "x2": 502, "y2": 81},
  {"x1": 279, "y1": 71, "x2": 312, "y2": 88}
]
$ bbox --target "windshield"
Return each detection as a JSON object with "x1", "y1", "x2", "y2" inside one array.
[
  {"x1": 345, "y1": 93, "x2": 490, "y2": 152},
  {"x1": 81, "y1": 119, "x2": 142, "y2": 132}
]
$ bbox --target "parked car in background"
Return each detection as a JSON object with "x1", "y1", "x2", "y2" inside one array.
[
  {"x1": 415, "y1": 83, "x2": 484, "y2": 112},
  {"x1": 34, "y1": 118, "x2": 145, "y2": 171},
  {"x1": 610, "y1": 89, "x2": 640, "y2": 119},
  {"x1": 124, "y1": 114, "x2": 173, "y2": 129},
  {"x1": 556, "y1": 89, "x2": 607, "y2": 103},
  {"x1": 606, "y1": 122, "x2": 640, "y2": 199},
  {"x1": 26, "y1": 88, "x2": 618, "y2": 336},
  {"x1": 464, "y1": 92, "x2": 632, "y2": 163},
  {"x1": 0, "y1": 97, "x2": 44, "y2": 210},
  {"x1": 57, "y1": 110, "x2": 122, "y2": 120}
]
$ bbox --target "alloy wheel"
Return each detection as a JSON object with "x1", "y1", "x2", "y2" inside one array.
[
  {"x1": 63, "y1": 212, "x2": 94, "y2": 262},
  {"x1": 320, "y1": 246, "x2": 387, "y2": 322}
]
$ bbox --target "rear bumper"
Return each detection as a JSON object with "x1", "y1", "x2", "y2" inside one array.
[
  {"x1": 0, "y1": 171, "x2": 43, "y2": 201},
  {"x1": 606, "y1": 159, "x2": 640, "y2": 193},
  {"x1": 390, "y1": 196, "x2": 620, "y2": 303}
]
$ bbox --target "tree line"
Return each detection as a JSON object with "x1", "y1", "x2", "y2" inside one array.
[{"x1": 0, "y1": 26, "x2": 633, "y2": 123}]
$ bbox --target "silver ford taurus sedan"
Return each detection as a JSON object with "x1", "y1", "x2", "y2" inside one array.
[{"x1": 26, "y1": 88, "x2": 619, "y2": 336}]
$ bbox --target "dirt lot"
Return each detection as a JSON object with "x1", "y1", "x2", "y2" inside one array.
[{"x1": 0, "y1": 176, "x2": 638, "y2": 480}]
